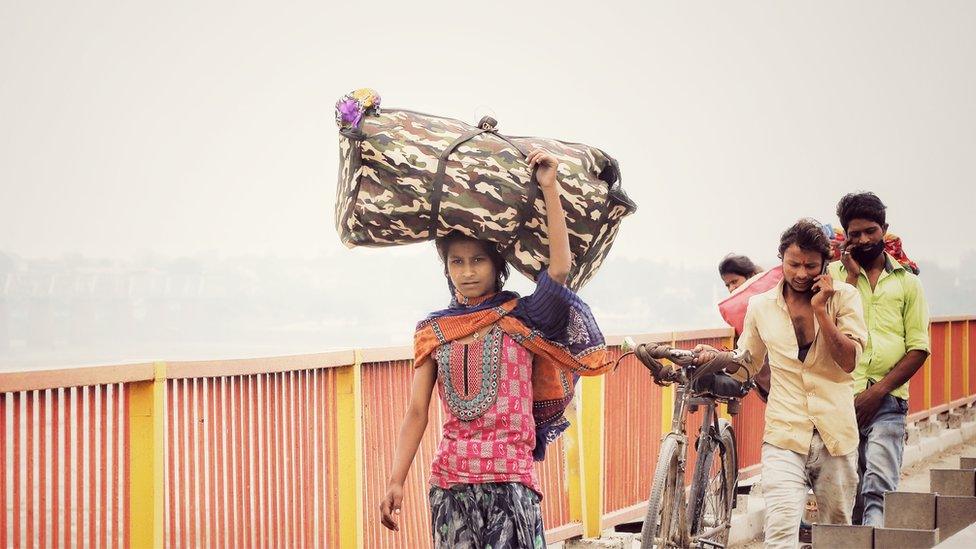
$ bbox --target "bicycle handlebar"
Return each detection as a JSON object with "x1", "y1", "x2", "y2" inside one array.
[
  {"x1": 691, "y1": 348, "x2": 752, "y2": 379},
  {"x1": 621, "y1": 338, "x2": 753, "y2": 388}
]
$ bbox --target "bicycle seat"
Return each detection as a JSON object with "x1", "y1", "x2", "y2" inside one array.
[{"x1": 690, "y1": 372, "x2": 751, "y2": 399}]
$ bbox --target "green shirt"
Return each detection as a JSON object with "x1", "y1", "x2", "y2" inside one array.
[{"x1": 829, "y1": 253, "x2": 930, "y2": 399}]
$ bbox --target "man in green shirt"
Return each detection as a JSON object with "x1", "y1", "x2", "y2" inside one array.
[{"x1": 829, "y1": 192, "x2": 930, "y2": 527}]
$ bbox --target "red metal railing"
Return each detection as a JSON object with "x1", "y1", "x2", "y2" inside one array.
[
  {"x1": 1, "y1": 317, "x2": 973, "y2": 547},
  {"x1": 163, "y1": 370, "x2": 343, "y2": 548},
  {"x1": 0, "y1": 385, "x2": 129, "y2": 549}
]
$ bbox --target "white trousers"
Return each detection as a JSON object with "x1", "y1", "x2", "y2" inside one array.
[{"x1": 761, "y1": 432, "x2": 858, "y2": 549}]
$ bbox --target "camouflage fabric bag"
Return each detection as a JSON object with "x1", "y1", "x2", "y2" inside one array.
[{"x1": 334, "y1": 89, "x2": 636, "y2": 290}]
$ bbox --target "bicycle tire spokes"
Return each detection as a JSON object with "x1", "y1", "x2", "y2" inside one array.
[{"x1": 688, "y1": 421, "x2": 736, "y2": 548}]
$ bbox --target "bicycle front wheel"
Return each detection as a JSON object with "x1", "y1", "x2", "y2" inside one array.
[
  {"x1": 688, "y1": 419, "x2": 737, "y2": 546},
  {"x1": 640, "y1": 434, "x2": 685, "y2": 549}
]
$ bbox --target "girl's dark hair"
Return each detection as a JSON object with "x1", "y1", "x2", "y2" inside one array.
[
  {"x1": 836, "y1": 192, "x2": 886, "y2": 232},
  {"x1": 718, "y1": 254, "x2": 761, "y2": 278},
  {"x1": 435, "y1": 231, "x2": 510, "y2": 291},
  {"x1": 778, "y1": 219, "x2": 831, "y2": 262}
]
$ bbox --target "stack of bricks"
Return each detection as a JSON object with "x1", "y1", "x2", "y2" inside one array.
[{"x1": 811, "y1": 456, "x2": 976, "y2": 548}]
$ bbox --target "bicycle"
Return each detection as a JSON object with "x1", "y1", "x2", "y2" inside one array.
[{"x1": 618, "y1": 338, "x2": 754, "y2": 549}]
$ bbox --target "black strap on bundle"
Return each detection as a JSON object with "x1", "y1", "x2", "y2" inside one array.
[
  {"x1": 491, "y1": 133, "x2": 540, "y2": 255},
  {"x1": 428, "y1": 126, "x2": 492, "y2": 238},
  {"x1": 428, "y1": 116, "x2": 540, "y2": 253}
]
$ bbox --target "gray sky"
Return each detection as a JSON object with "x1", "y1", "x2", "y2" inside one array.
[{"x1": 2, "y1": 1, "x2": 974, "y2": 270}]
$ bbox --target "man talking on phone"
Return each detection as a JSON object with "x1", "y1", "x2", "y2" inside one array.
[
  {"x1": 830, "y1": 192, "x2": 930, "y2": 527},
  {"x1": 696, "y1": 219, "x2": 867, "y2": 549}
]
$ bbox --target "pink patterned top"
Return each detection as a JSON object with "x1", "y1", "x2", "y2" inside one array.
[{"x1": 429, "y1": 325, "x2": 541, "y2": 496}]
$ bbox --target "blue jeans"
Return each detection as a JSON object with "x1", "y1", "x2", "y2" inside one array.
[{"x1": 853, "y1": 392, "x2": 909, "y2": 526}]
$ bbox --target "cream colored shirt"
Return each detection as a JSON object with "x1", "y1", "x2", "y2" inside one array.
[{"x1": 736, "y1": 280, "x2": 867, "y2": 457}]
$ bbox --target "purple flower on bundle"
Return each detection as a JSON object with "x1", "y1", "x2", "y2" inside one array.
[{"x1": 337, "y1": 98, "x2": 363, "y2": 128}]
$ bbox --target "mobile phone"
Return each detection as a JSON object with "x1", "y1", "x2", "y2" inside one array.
[{"x1": 812, "y1": 260, "x2": 828, "y2": 293}]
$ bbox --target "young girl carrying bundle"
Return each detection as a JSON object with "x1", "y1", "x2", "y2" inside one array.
[{"x1": 378, "y1": 149, "x2": 614, "y2": 548}]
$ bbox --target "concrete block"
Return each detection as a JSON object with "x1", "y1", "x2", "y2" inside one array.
[
  {"x1": 931, "y1": 469, "x2": 976, "y2": 497},
  {"x1": 602, "y1": 530, "x2": 635, "y2": 546},
  {"x1": 733, "y1": 493, "x2": 750, "y2": 514},
  {"x1": 906, "y1": 423, "x2": 921, "y2": 445},
  {"x1": 919, "y1": 419, "x2": 939, "y2": 437},
  {"x1": 943, "y1": 428, "x2": 965, "y2": 448},
  {"x1": 603, "y1": 529, "x2": 633, "y2": 539},
  {"x1": 903, "y1": 444, "x2": 923, "y2": 468},
  {"x1": 963, "y1": 422, "x2": 976, "y2": 441},
  {"x1": 937, "y1": 495, "x2": 976, "y2": 540},
  {"x1": 564, "y1": 537, "x2": 623, "y2": 548},
  {"x1": 904, "y1": 420, "x2": 972, "y2": 470},
  {"x1": 961, "y1": 406, "x2": 976, "y2": 422},
  {"x1": 873, "y1": 527, "x2": 939, "y2": 548},
  {"x1": 811, "y1": 524, "x2": 873, "y2": 548},
  {"x1": 966, "y1": 406, "x2": 976, "y2": 420},
  {"x1": 961, "y1": 457, "x2": 976, "y2": 470},
  {"x1": 948, "y1": 412, "x2": 964, "y2": 429},
  {"x1": 729, "y1": 503, "x2": 765, "y2": 546},
  {"x1": 920, "y1": 438, "x2": 941, "y2": 463},
  {"x1": 883, "y1": 492, "x2": 936, "y2": 529},
  {"x1": 926, "y1": 427, "x2": 962, "y2": 454}
]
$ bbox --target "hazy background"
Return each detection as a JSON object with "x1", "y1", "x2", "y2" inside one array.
[{"x1": 2, "y1": 1, "x2": 974, "y2": 369}]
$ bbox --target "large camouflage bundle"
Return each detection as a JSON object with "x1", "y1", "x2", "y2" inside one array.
[{"x1": 334, "y1": 90, "x2": 636, "y2": 290}]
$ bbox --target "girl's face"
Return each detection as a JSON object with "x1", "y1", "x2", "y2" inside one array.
[
  {"x1": 446, "y1": 240, "x2": 498, "y2": 300},
  {"x1": 721, "y1": 272, "x2": 748, "y2": 293}
]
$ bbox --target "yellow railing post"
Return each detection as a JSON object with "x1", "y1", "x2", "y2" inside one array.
[
  {"x1": 661, "y1": 386, "x2": 675, "y2": 436},
  {"x1": 579, "y1": 375, "x2": 605, "y2": 538},
  {"x1": 720, "y1": 334, "x2": 735, "y2": 421},
  {"x1": 661, "y1": 333, "x2": 678, "y2": 433},
  {"x1": 564, "y1": 394, "x2": 584, "y2": 524},
  {"x1": 336, "y1": 351, "x2": 364, "y2": 548},
  {"x1": 129, "y1": 361, "x2": 166, "y2": 548}
]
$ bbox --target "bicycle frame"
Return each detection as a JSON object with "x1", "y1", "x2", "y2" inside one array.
[
  {"x1": 665, "y1": 384, "x2": 733, "y2": 547},
  {"x1": 625, "y1": 340, "x2": 750, "y2": 549}
]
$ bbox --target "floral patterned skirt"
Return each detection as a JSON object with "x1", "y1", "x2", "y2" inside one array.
[{"x1": 429, "y1": 482, "x2": 545, "y2": 548}]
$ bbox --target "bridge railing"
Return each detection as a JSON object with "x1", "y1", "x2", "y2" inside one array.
[{"x1": 1, "y1": 317, "x2": 973, "y2": 547}]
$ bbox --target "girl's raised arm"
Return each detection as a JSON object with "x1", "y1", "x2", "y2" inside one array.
[{"x1": 527, "y1": 149, "x2": 571, "y2": 285}]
